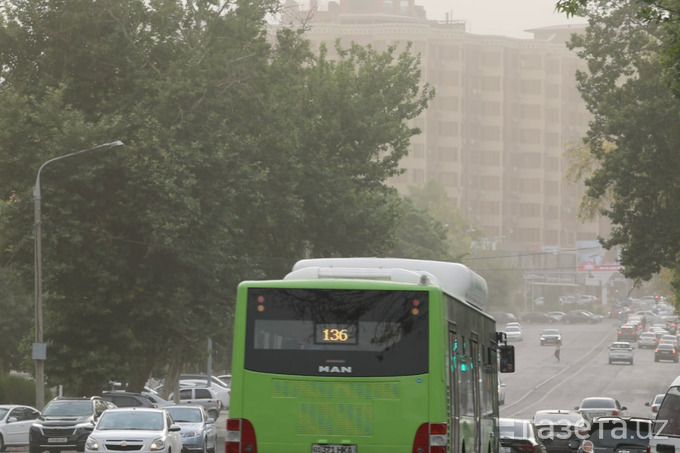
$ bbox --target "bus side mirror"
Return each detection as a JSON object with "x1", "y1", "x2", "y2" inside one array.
[{"x1": 499, "y1": 345, "x2": 515, "y2": 373}]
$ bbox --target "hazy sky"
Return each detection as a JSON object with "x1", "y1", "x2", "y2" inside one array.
[{"x1": 416, "y1": 0, "x2": 583, "y2": 38}]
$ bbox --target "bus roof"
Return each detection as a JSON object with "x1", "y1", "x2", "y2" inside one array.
[{"x1": 288, "y1": 257, "x2": 488, "y2": 309}]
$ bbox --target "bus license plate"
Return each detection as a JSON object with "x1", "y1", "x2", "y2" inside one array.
[
  {"x1": 312, "y1": 444, "x2": 356, "y2": 453},
  {"x1": 48, "y1": 438, "x2": 67, "y2": 443}
]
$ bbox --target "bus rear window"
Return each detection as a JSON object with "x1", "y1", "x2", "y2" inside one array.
[{"x1": 244, "y1": 288, "x2": 429, "y2": 377}]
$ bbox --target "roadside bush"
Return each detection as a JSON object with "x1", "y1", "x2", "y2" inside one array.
[{"x1": 0, "y1": 374, "x2": 37, "y2": 405}]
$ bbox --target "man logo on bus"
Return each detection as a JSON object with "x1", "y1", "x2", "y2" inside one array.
[{"x1": 319, "y1": 365, "x2": 352, "y2": 373}]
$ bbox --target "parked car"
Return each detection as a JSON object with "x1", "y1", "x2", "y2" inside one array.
[
  {"x1": 533, "y1": 409, "x2": 587, "y2": 453},
  {"x1": 0, "y1": 405, "x2": 41, "y2": 451},
  {"x1": 523, "y1": 312, "x2": 555, "y2": 323},
  {"x1": 164, "y1": 405, "x2": 217, "y2": 453},
  {"x1": 491, "y1": 312, "x2": 518, "y2": 324},
  {"x1": 100, "y1": 391, "x2": 157, "y2": 408},
  {"x1": 499, "y1": 418, "x2": 548, "y2": 453},
  {"x1": 645, "y1": 393, "x2": 665, "y2": 420},
  {"x1": 608, "y1": 341, "x2": 634, "y2": 365},
  {"x1": 654, "y1": 343, "x2": 678, "y2": 362},
  {"x1": 29, "y1": 396, "x2": 109, "y2": 453},
  {"x1": 216, "y1": 375, "x2": 231, "y2": 387},
  {"x1": 141, "y1": 391, "x2": 175, "y2": 408},
  {"x1": 637, "y1": 332, "x2": 659, "y2": 349},
  {"x1": 576, "y1": 417, "x2": 651, "y2": 453},
  {"x1": 540, "y1": 329, "x2": 562, "y2": 346},
  {"x1": 179, "y1": 380, "x2": 230, "y2": 410},
  {"x1": 575, "y1": 397, "x2": 627, "y2": 422},
  {"x1": 546, "y1": 312, "x2": 566, "y2": 323},
  {"x1": 84, "y1": 407, "x2": 181, "y2": 453},
  {"x1": 562, "y1": 310, "x2": 603, "y2": 324},
  {"x1": 504, "y1": 325, "x2": 523, "y2": 342},
  {"x1": 169, "y1": 387, "x2": 221, "y2": 419}
]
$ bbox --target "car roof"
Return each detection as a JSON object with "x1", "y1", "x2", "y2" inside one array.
[{"x1": 103, "y1": 407, "x2": 164, "y2": 413}]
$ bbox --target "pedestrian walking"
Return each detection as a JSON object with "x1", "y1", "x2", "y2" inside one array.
[{"x1": 554, "y1": 338, "x2": 562, "y2": 362}]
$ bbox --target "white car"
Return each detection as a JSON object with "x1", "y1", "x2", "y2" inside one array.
[
  {"x1": 85, "y1": 407, "x2": 182, "y2": 453},
  {"x1": 0, "y1": 405, "x2": 40, "y2": 451},
  {"x1": 179, "y1": 379, "x2": 230, "y2": 410},
  {"x1": 504, "y1": 325, "x2": 523, "y2": 342}
]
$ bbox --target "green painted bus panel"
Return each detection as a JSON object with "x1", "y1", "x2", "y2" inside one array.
[{"x1": 235, "y1": 372, "x2": 430, "y2": 450}]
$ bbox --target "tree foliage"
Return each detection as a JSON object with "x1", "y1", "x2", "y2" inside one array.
[
  {"x1": 0, "y1": 0, "x2": 433, "y2": 395},
  {"x1": 565, "y1": 0, "x2": 680, "y2": 283}
]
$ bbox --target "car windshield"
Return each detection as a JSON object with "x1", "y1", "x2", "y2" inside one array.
[
  {"x1": 543, "y1": 330, "x2": 559, "y2": 335},
  {"x1": 166, "y1": 408, "x2": 202, "y2": 423},
  {"x1": 97, "y1": 411, "x2": 163, "y2": 430},
  {"x1": 659, "y1": 344, "x2": 675, "y2": 350},
  {"x1": 589, "y1": 420, "x2": 651, "y2": 446},
  {"x1": 581, "y1": 398, "x2": 615, "y2": 409},
  {"x1": 611, "y1": 343, "x2": 630, "y2": 349},
  {"x1": 0, "y1": 408, "x2": 8, "y2": 418},
  {"x1": 43, "y1": 401, "x2": 92, "y2": 417}
]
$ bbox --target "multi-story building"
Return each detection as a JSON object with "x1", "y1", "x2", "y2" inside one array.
[{"x1": 281, "y1": 0, "x2": 616, "y2": 291}]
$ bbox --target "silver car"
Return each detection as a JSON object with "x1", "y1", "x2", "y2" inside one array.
[
  {"x1": 608, "y1": 341, "x2": 634, "y2": 365},
  {"x1": 85, "y1": 408, "x2": 182, "y2": 453},
  {"x1": 164, "y1": 405, "x2": 217, "y2": 453}
]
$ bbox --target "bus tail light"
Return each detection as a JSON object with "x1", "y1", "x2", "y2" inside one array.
[
  {"x1": 226, "y1": 418, "x2": 257, "y2": 453},
  {"x1": 413, "y1": 422, "x2": 447, "y2": 453}
]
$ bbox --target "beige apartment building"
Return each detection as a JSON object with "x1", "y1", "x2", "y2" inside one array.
[{"x1": 281, "y1": 0, "x2": 619, "y2": 295}]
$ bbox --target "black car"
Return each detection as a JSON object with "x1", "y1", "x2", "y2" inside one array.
[
  {"x1": 562, "y1": 310, "x2": 603, "y2": 324},
  {"x1": 523, "y1": 312, "x2": 557, "y2": 324},
  {"x1": 576, "y1": 417, "x2": 651, "y2": 453},
  {"x1": 29, "y1": 397, "x2": 109, "y2": 453},
  {"x1": 100, "y1": 391, "x2": 157, "y2": 408},
  {"x1": 617, "y1": 325, "x2": 638, "y2": 342},
  {"x1": 655, "y1": 343, "x2": 679, "y2": 362},
  {"x1": 533, "y1": 409, "x2": 587, "y2": 453}
]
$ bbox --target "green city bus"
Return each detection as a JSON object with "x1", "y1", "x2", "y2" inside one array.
[{"x1": 226, "y1": 258, "x2": 514, "y2": 453}]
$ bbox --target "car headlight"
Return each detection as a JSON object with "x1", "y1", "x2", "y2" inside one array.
[
  {"x1": 183, "y1": 430, "x2": 201, "y2": 438},
  {"x1": 86, "y1": 438, "x2": 99, "y2": 451},
  {"x1": 150, "y1": 438, "x2": 166, "y2": 451}
]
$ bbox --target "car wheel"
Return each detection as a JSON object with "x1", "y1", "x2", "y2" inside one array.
[
  {"x1": 655, "y1": 357, "x2": 659, "y2": 362},
  {"x1": 0, "y1": 434, "x2": 5, "y2": 452}
]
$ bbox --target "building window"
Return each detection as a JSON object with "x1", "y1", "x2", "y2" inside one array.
[
  {"x1": 480, "y1": 201, "x2": 500, "y2": 215},
  {"x1": 481, "y1": 51, "x2": 501, "y2": 67},
  {"x1": 438, "y1": 147, "x2": 458, "y2": 161},
  {"x1": 439, "y1": 122, "x2": 459, "y2": 136},
  {"x1": 520, "y1": 104, "x2": 541, "y2": 119},
  {"x1": 439, "y1": 172, "x2": 458, "y2": 187},
  {"x1": 482, "y1": 101, "x2": 501, "y2": 116},
  {"x1": 481, "y1": 77, "x2": 501, "y2": 91},
  {"x1": 519, "y1": 129, "x2": 542, "y2": 144},
  {"x1": 519, "y1": 203, "x2": 541, "y2": 217},
  {"x1": 481, "y1": 175, "x2": 500, "y2": 191},
  {"x1": 482, "y1": 125, "x2": 501, "y2": 141},
  {"x1": 520, "y1": 79, "x2": 542, "y2": 95},
  {"x1": 480, "y1": 150, "x2": 500, "y2": 166}
]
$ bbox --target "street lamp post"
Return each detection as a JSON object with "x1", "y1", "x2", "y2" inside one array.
[{"x1": 33, "y1": 140, "x2": 124, "y2": 409}]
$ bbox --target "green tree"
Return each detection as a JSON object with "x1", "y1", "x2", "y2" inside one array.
[
  {"x1": 0, "y1": 0, "x2": 433, "y2": 395},
  {"x1": 564, "y1": 0, "x2": 680, "y2": 284}
]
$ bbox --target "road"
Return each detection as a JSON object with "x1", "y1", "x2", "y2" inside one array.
[
  {"x1": 500, "y1": 319, "x2": 675, "y2": 420},
  {"x1": 12, "y1": 318, "x2": 677, "y2": 452}
]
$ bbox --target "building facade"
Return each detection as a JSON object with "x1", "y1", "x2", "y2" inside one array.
[{"x1": 280, "y1": 0, "x2": 616, "y2": 293}]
